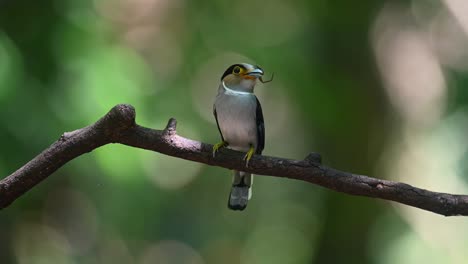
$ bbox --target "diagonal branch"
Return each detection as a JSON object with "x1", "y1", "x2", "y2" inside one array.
[{"x1": 1, "y1": 104, "x2": 468, "y2": 216}]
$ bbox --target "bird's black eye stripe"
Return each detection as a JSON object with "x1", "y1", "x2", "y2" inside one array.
[{"x1": 220, "y1": 64, "x2": 244, "y2": 80}]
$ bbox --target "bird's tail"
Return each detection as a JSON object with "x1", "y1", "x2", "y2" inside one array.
[{"x1": 228, "y1": 171, "x2": 253, "y2": 211}]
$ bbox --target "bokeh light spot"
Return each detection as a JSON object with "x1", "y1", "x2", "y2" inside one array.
[
  {"x1": 197, "y1": 0, "x2": 304, "y2": 48},
  {"x1": 142, "y1": 125, "x2": 203, "y2": 190},
  {"x1": 241, "y1": 224, "x2": 312, "y2": 264},
  {"x1": 429, "y1": 10, "x2": 468, "y2": 71},
  {"x1": 95, "y1": 144, "x2": 151, "y2": 181},
  {"x1": 97, "y1": 233, "x2": 135, "y2": 264},
  {"x1": 54, "y1": 44, "x2": 154, "y2": 124},
  {"x1": 444, "y1": 0, "x2": 468, "y2": 37},
  {"x1": 42, "y1": 189, "x2": 99, "y2": 255},
  {"x1": 13, "y1": 222, "x2": 73, "y2": 264},
  {"x1": 143, "y1": 153, "x2": 203, "y2": 190},
  {"x1": 139, "y1": 240, "x2": 205, "y2": 264},
  {"x1": 373, "y1": 3, "x2": 446, "y2": 126}
]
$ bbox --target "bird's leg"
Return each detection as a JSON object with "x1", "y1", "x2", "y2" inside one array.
[
  {"x1": 212, "y1": 141, "x2": 228, "y2": 157},
  {"x1": 243, "y1": 145, "x2": 255, "y2": 167}
]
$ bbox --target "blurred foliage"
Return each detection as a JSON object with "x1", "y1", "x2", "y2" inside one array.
[{"x1": 2, "y1": 0, "x2": 468, "y2": 263}]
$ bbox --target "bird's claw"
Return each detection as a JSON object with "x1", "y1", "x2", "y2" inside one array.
[
  {"x1": 212, "y1": 141, "x2": 228, "y2": 158},
  {"x1": 243, "y1": 146, "x2": 255, "y2": 167}
]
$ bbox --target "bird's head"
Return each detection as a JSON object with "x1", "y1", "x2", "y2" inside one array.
[{"x1": 220, "y1": 63, "x2": 265, "y2": 93}]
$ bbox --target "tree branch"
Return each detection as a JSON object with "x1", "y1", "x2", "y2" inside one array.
[{"x1": 1, "y1": 104, "x2": 468, "y2": 216}]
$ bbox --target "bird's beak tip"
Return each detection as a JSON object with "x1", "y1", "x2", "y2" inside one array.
[{"x1": 246, "y1": 68, "x2": 264, "y2": 78}]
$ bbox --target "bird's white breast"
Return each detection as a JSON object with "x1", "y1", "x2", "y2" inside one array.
[{"x1": 214, "y1": 88, "x2": 258, "y2": 152}]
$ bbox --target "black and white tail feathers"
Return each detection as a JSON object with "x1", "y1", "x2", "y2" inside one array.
[{"x1": 228, "y1": 171, "x2": 253, "y2": 210}]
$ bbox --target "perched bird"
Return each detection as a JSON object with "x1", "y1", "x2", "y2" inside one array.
[{"x1": 213, "y1": 63, "x2": 271, "y2": 211}]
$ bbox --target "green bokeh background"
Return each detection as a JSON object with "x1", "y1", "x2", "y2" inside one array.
[{"x1": 2, "y1": 0, "x2": 468, "y2": 263}]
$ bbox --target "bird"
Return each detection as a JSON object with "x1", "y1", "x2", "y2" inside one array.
[{"x1": 212, "y1": 63, "x2": 272, "y2": 211}]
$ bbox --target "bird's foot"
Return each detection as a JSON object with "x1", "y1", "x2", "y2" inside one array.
[
  {"x1": 212, "y1": 141, "x2": 228, "y2": 157},
  {"x1": 243, "y1": 146, "x2": 255, "y2": 167}
]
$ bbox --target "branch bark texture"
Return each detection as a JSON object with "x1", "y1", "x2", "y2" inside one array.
[{"x1": 2, "y1": 104, "x2": 468, "y2": 216}]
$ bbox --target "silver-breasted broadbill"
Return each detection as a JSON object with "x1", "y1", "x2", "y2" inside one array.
[{"x1": 212, "y1": 63, "x2": 271, "y2": 211}]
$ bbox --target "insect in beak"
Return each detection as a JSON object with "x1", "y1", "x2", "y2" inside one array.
[{"x1": 259, "y1": 72, "x2": 274, "y2": 83}]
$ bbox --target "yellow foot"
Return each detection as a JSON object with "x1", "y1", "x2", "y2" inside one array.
[
  {"x1": 212, "y1": 141, "x2": 228, "y2": 157},
  {"x1": 243, "y1": 145, "x2": 255, "y2": 167}
]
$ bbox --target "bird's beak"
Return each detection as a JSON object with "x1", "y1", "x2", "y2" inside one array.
[{"x1": 246, "y1": 68, "x2": 264, "y2": 78}]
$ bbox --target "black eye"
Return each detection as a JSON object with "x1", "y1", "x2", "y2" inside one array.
[{"x1": 233, "y1": 66, "x2": 241, "y2": 74}]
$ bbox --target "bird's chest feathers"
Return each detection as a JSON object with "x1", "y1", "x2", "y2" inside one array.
[{"x1": 215, "y1": 92, "x2": 258, "y2": 150}]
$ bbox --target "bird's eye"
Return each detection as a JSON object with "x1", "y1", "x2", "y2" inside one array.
[{"x1": 233, "y1": 66, "x2": 241, "y2": 74}]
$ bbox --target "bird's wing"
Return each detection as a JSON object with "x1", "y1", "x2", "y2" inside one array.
[
  {"x1": 255, "y1": 96, "x2": 265, "y2": 154},
  {"x1": 213, "y1": 105, "x2": 225, "y2": 141}
]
